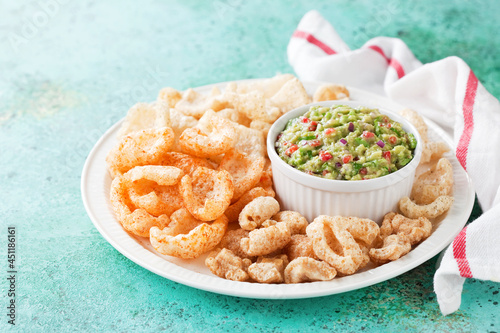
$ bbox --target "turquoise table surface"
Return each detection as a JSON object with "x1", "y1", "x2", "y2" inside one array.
[{"x1": 1, "y1": 0, "x2": 499, "y2": 332}]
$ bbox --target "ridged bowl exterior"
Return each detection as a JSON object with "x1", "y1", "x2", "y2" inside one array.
[{"x1": 267, "y1": 101, "x2": 422, "y2": 224}]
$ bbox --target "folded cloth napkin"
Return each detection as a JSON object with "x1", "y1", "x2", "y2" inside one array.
[{"x1": 287, "y1": 10, "x2": 500, "y2": 316}]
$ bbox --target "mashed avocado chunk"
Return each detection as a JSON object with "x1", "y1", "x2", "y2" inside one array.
[{"x1": 275, "y1": 105, "x2": 416, "y2": 180}]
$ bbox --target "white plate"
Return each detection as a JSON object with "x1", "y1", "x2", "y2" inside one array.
[{"x1": 81, "y1": 80, "x2": 475, "y2": 299}]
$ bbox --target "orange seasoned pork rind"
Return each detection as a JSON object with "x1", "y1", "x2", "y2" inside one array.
[
  {"x1": 109, "y1": 166, "x2": 184, "y2": 238},
  {"x1": 284, "y1": 257, "x2": 337, "y2": 284},
  {"x1": 218, "y1": 149, "x2": 265, "y2": 202},
  {"x1": 106, "y1": 127, "x2": 175, "y2": 178},
  {"x1": 174, "y1": 87, "x2": 228, "y2": 119},
  {"x1": 313, "y1": 84, "x2": 349, "y2": 102},
  {"x1": 205, "y1": 248, "x2": 251, "y2": 282},
  {"x1": 159, "y1": 152, "x2": 214, "y2": 176},
  {"x1": 224, "y1": 187, "x2": 274, "y2": 223},
  {"x1": 117, "y1": 101, "x2": 170, "y2": 138},
  {"x1": 179, "y1": 111, "x2": 237, "y2": 158},
  {"x1": 126, "y1": 166, "x2": 184, "y2": 217},
  {"x1": 306, "y1": 216, "x2": 378, "y2": 275},
  {"x1": 239, "y1": 196, "x2": 280, "y2": 231},
  {"x1": 150, "y1": 214, "x2": 228, "y2": 259},
  {"x1": 180, "y1": 167, "x2": 234, "y2": 221},
  {"x1": 399, "y1": 196, "x2": 454, "y2": 219},
  {"x1": 412, "y1": 158, "x2": 454, "y2": 204},
  {"x1": 284, "y1": 234, "x2": 317, "y2": 261},
  {"x1": 247, "y1": 255, "x2": 289, "y2": 284},
  {"x1": 380, "y1": 212, "x2": 432, "y2": 245},
  {"x1": 272, "y1": 211, "x2": 308, "y2": 235},
  {"x1": 240, "y1": 222, "x2": 291, "y2": 257},
  {"x1": 369, "y1": 234, "x2": 412, "y2": 265}
]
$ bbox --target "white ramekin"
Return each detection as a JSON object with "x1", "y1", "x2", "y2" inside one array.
[{"x1": 267, "y1": 100, "x2": 422, "y2": 224}]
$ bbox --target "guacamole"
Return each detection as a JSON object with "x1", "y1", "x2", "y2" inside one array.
[{"x1": 275, "y1": 105, "x2": 417, "y2": 180}]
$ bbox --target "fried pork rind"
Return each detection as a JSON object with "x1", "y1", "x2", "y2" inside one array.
[
  {"x1": 106, "y1": 127, "x2": 175, "y2": 178},
  {"x1": 380, "y1": 212, "x2": 432, "y2": 245},
  {"x1": 332, "y1": 216, "x2": 380, "y2": 248},
  {"x1": 313, "y1": 84, "x2": 349, "y2": 102},
  {"x1": 180, "y1": 167, "x2": 234, "y2": 221},
  {"x1": 216, "y1": 108, "x2": 251, "y2": 127},
  {"x1": 247, "y1": 255, "x2": 288, "y2": 284},
  {"x1": 269, "y1": 77, "x2": 312, "y2": 114},
  {"x1": 306, "y1": 216, "x2": 374, "y2": 275},
  {"x1": 249, "y1": 119, "x2": 272, "y2": 140},
  {"x1": 272, "y1": 211, "x2": 308, "y2": 235},
  {"x1": 150, "y1": 214, "x2": 228, "y2": 259},
  {"x1": 126, "y1": 166, "x2": 184, "y2": 217},
  {"x1": 117, "y1": 101, "x2": 171, "y2": 138},
  {"x1": 239, "y1": 196, "x2": 280, "y2": 231},
  {"x1": 420, "y1": 142, "x2": 450, "y2": 164},
  {"x1": 110, "y1": 166, "x2": 184, "y2": 238},
  {"x1": 174, "y1": 87, "x2": 227, "y2": 119},
  {"x1": 233, "y1": 122, "x2": 267, "y2": 157},
  {"x1": 163, "y1": 208, "x2": 204, "y2": 235},
  {"x1": 224, "y1": 82, "x2": 280, "y2": 123},
  {"x1": 240, "y1": 222, "x2": 291, "y2": 257},
  {"x1": 284, "y1": 257, "x2": 337, "y2": 284},
  {"x1": 159, "y1": 152, "x2": 214, "y2": 176},
  {"x1": 399, "y1": 196, "x2": 454, "y2": 219},
  {"x1": 412, "y1": 158, "x2": 454, "y2": 204},
  {"x1": 168, "y1": 108, "x2": 198, "y2": 152},
  {"x1": 284, "y1": 234, "x2": 317, "y2": 261},
  {"x1": 218, "y1": 149, "x2": 265, "y2": 202},
  {"x1": 224, "y1": 187, "x2": 274, "y2": 223},
  {"x1": 399, "y1": 108, "x2": 428, "y2": 143},
  {"x1": 369, "y1": 234, "x2": 412, "y2": 264},
  {"x1": 157, "y1": 87, "x2": 182, "y2": 108},
  {"x1": 219, "y1": 228, "x2": 253, "y2": 259},
  {"x1": 180, "y1": 110, "x2": 237, "y2": 158},
  {"x1": 205, "y1": 248, "x2": 251, "y2": 282},
  {"x1": 233, "y1": 74, "x2": 295, "y2": 98}
]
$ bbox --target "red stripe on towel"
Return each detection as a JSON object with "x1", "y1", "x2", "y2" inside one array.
[
  {"x1": 456, "y1": 70, "x2": 479, "y2": 170},
  {"x1": 292, "y1": 30, "x2": 337, "y2": 55},
  {"x1": 453, "y1": 227, "x2": 473, "y2": 278},
  {"x1": 367, "y1": 45, "x2": 405, "y2": 79}
]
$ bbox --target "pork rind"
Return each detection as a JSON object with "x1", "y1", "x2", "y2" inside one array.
[
  {"x1": 216, "y1": 108, "x2": 251, "y2": 127},
  {"x1": 219, "y1": 228, "x2": 253, "y2": 259},
  {"x1": 174, "y1": 87, "x2": 227, "y2": 119},
  {"x1": 218, "y1": 149, "x2": 265, "y2": 202},
  {"x1": 379, "y1": 212, "x2": 432, "y2": 245},
  {"x1": 168, "y1": 108, "x2": 198, "y2": 152},
  {"x1": 249, "y1": 120, "x2": 272, "y2": 140},
  {"x1": 369, "y1": 234, "x2": 412, "y2": 264},
  {"x1": 117, "y1": 101, "x2": 171, "y2": 138},
  {"x1": 239, "y1": 196, "x2": 280, "y2": 231},
  {"x1": 126, "y1": 166, "x2": 184, "y2": 217},
  {"x1": 233, "y1": 123, "x2": 267, "y2": 157},
  {"x1": 150, "y1": 214, "x2": 228, "y2": 259},
  {"x1": 180, "y1": 167, "x2": 234, "y2": 221},
  {"x1": 247, "y1": 255, "x2": 288, "y2": 284},
  {"x1": 179, "y1": 113, "x2": 237, "y2": 158},
  {"x1": 232, "y1": 74, "x2": 295, "y2": 98},
  {"x1": 284, "y1": 257, "x2": 337, "y2": 284},
  {"x1": 284, "y1": 234, "x2": 317, "y2": 261},
  {"x1": 159, "y1": 152, "x2": 214, "y2": 176},
  {"x1": 224, "y1": 187, "x2": 274, "y2": 223},
  {"x1": 399, "y1": 108, "x2": 428, "y2": 143},
  {"x1": 272, "y1": 211, "x2": 308, "y2": 235},
  {"x1": 306, "y1": 216, "x2": 376, "y2": 275},
  {"x1": 332, "y1": 216, "x2": 380, "y2": 247},
  {"x1": 412, "y1": 158, "x2": 453, "y2": 204},
  {"x1": 240, "y1": 222, "x2": 291, "y2": 257},
  {"x1": 110, "y1": 166, "x2": 184, "y2": 238},
  {"x1": 205, "y1": 248, "x2": 251, "y2": 282},
  {"x1": 313, "y1": 84, "x2": 349, "y2": 102},
  {"x1": 420, "y1": 142, "x2": 450, "y2": 164},
  {"x1": 268, "y1": 77, "x2": 312, "y2": 114},
  {"x1": 106, "y1": 127, "x2": 175, "y2": 178},
  {"x1": 163, "y1": 208, "x2": 204, "y2": 236},
  {"x1": 399, "y1": 196, "x2": 454, "y2": 219},
  {"x1": 157, "y1": 87, "x2": 182, "y2": 108}
]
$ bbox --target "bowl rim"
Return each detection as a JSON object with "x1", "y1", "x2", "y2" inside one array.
[{"x1": 266, "y1": 100, "x2": 423, "y2": 193}]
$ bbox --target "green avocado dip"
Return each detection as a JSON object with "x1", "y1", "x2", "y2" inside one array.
[{"x1": 275, "y1": 105, "x2": 417, "y2": 180}]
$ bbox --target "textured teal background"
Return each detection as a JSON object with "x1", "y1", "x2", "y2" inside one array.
[{"x1": 1, "y1": 0, "x2": 499, "y2": 332}]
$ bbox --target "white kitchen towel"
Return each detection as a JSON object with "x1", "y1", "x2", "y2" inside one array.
[{"x1": 288, "y1": 10, "x2": 500, "y2": 316}]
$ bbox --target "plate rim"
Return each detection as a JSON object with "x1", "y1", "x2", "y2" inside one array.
[{"x1": 81, "y1": 79, "x2": 475, "y2": 299}]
